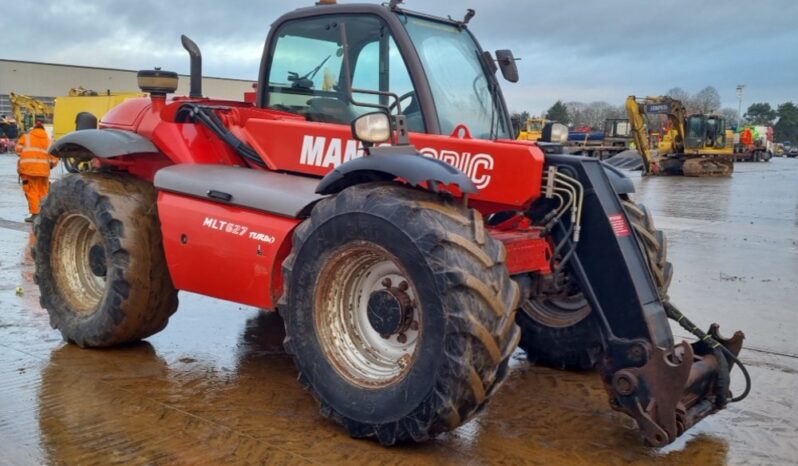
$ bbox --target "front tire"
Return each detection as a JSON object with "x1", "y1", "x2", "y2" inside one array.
[
  {"x1": 34, "y1": 174, "x2": 178, "y2": 347},
  {"x1": 280, "y1": 183, "x2": 519, "y2": 445},
  {"x1": 516, "y1": 197, "x2": 672, "y2": 370}
]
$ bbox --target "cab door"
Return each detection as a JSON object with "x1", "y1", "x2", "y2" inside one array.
[{"x1": 246, "y1": 14, "x2": 424, "y2": 174}]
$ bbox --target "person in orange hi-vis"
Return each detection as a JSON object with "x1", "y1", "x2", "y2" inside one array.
[{"x1": 15, "y1": 119, "x2": 57, "y2": 223}]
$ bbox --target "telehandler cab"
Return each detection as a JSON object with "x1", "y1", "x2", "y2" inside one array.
[{"x1": 36, "y1": 0, "x2": 747, "y2": 447}]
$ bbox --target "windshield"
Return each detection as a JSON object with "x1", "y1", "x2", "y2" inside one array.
[{"x1": 402, "y1": 15, "x2": 510, "y2": 140}]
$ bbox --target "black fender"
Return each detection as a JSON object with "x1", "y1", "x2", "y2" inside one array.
[
  {"x1": 49, "y1": 129, "x2": 159, "y2": 159},
  {"x1": 601, "y1": 162, "x2": 635, "y2": 195},
  {"x1": 539, "y1": 143, "x2": 634, "y2": 195},
  {"x1": 316, "y1": 150, "x2": 478, "y2": 195}
]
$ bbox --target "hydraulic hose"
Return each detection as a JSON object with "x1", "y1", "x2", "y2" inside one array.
[
  {"x1": 180, "y1": 104, "x2": 267, "y2": 168},
  {"x1": 663, "y1": 301, "x2": 751, "y2": 403}
]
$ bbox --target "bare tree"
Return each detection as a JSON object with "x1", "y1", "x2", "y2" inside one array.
[
  {"x1": 566, "y1": 101, "x2": 626, "y2": 129},
  {"x1": 691, "y1": 86, "x2": 722, "y2": 114},
  {"x1": 666, "y1": 87, "x2": 691, "y2": 103},
  {"x1": 719, "y1": 107, "x2": 740, "y2": 126}
]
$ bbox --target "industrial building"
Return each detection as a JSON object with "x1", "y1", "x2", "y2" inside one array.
[{"x1": 0, "y1": 59, "x2": 255, "y2": 117}]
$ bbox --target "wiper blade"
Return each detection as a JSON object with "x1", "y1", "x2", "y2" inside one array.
[
  {"x1": 305, "y1": 55, "x2": 331, "y2": 81},
  {"x1": 288, "y1": 55, "x2": 332, "y2": 89}
]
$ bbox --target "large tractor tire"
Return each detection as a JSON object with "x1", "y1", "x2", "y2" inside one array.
[
  {"x1": 516, "y1": 197, "x2": 672, "y2": 370},
  {"x1": 34, "y1": 173, "x2": 178, "y2": 347},
  {"x1": 280, "y1": 183, "x2": 520, "y2": 445}
]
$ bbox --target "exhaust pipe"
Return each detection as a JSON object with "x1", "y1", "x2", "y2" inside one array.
[{"x1": 180, "y1": 35, "x2": 202, "y2": 98}]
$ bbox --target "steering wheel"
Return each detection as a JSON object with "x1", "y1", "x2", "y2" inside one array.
[{"x1": 389, "y1": 91, "x2": 416, "y2": 114}]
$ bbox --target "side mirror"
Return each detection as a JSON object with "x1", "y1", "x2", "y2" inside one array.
[
  {"x1": 495, "y1": 50, "x2": 519, "y2": 83},
  {"x1": 541, "y1": 123, "x2": 569, "y2": 144},
  {"x1": 352, "y1": 112, "x2": 391, "y2": 144}
]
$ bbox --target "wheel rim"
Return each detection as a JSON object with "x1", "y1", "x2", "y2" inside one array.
[
  {"x1": 314, "y1": 242, "x2": 421, "y2": 388},
  {"x1": 50, "y1": 213, "x2": 107, "y2": 315}
]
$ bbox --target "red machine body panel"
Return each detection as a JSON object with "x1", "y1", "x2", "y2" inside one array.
[
  {"x1": 241, "y1": 118, "x2": 545, "y2": 212},
  {"x1": 489, "y1": 229, "x2": 552, "y2": 275},
  {"x1": 151, "y1": 122, "x2": 245, "y2": 166},
  {"x1": 157, "y1": 192, "x2": 300, "y2": 308}
]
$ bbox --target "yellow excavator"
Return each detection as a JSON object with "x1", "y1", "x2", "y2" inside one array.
[
  {"x1": 9, "y1": 92, "x2": 55, "y2": 134},
  {"x1": 622, "y1": 96, "x2": 734, "y2": 176}
]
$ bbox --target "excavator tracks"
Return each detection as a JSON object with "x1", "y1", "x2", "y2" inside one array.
[{"x1": 681, "y1": 157, "x2": 734, "y2": 177}]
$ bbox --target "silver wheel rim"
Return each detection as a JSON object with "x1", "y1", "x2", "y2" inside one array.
[
  {"x1": 51, "y1": 213, "x2": 106, "y2": 315},
  {"x1": 314, "y1": 242, "x2": 421, "y2": 388}
]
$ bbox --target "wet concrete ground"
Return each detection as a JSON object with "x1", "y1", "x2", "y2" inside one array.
[{"x1": 1, "y1": 155, "x2": 797, "y2": 465}]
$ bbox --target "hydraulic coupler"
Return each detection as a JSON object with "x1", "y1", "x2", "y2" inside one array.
[
  {"x1": 542, "y1": 154, "x2": 748, "y2": 446},
  {"x1": 602, "y1": 323, "x2": 744, "y2": 446}
]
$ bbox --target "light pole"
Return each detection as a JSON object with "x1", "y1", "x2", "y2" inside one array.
[{"x1": 736, "y1": 84, "x2": 746, "y2": 128}]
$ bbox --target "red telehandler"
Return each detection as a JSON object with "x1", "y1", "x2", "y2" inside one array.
[{"x1": 36, "y1": 0, "x2": 748, "y2": 447}]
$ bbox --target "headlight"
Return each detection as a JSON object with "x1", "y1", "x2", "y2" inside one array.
[{"x1": 352, "y1": 112, "x2": 391, "y2": 144}]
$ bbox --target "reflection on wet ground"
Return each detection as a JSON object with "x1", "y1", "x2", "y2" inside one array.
[{"x1": 1, "y1": 157, "x2": 798, "y2": 465}]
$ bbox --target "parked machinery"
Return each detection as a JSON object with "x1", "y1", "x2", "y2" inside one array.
[
  {"x1": 9, "y1": 92, "x2": 54, "y2": 134},
  {"x1": 567, "y1": 118, "x2": 633, "y2": 160},
  {"x1": 618, "y1": 96, "x2": 735, "y2": 176},
  {"x1": 517, "y1": 117, "x2": 550, "y2": 141},
  {"x1": 733, "y1": 125, "x2": 773, "y2": 162},
  {"x1": 36, "y1": 1, "x2": 747, "y2": 447},
  {"x1": 0, "y1": 115, "x2": 15, "y2": 153}
]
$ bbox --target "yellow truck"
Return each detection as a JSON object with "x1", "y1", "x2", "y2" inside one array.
[
  {"x1": 54, "y1": 88, "x2": 145, "y2": 139},
  {"x1": 517, "y1": 117, "x2": 549, "y2": 141},
  {"x1": 53, "y1": 88, "x2": 145, "y2": 171}
]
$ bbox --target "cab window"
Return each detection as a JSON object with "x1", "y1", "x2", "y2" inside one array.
[
  {"x1": 714, "y1": 118, "x2": 726, "y2": 147},
  {"x1": 266, "y1": 15, "x2": 423, "y2": 131},
  {"x1": 685, "y1": 116, "x2": 705, "y2": 148}
]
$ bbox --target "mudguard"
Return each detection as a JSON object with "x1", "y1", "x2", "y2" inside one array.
[
  {"x1": 316, "y1": 150, "x2": 479, "y2": 195},
  {"x1": 49, "y1": 129, "x2": 159, "y2": 159},
  {"x1": 601, "y1": 162, "x2": 635, "y2": 195}
]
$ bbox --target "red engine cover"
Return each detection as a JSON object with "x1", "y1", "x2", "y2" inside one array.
[{"x1": 157, "y1": 192, "x2": 300, "y2": 308}]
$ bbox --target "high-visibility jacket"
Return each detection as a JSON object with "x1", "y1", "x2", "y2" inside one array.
[
  {"x1": 740, "y1": 128, "x2": 754, "y2": 147},
  {"x1": 15, "y1": 127, "x2": 56, "y2": 177}
]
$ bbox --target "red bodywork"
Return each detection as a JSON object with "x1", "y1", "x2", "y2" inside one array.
[{"x1": 99, "y1": 97, "x2": 550, "y2": 309}]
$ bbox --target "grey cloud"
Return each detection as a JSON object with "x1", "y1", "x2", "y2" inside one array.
[{"x1": 5, "y1": 0, "x2": 796, "y2": 114}]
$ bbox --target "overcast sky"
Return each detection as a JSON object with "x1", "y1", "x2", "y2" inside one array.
[{"x1": 3, "y1": 0, "x2": 796, "y2": 115}]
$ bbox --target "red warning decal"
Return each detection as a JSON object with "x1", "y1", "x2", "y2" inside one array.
[{"x1": 608, "y1": 213, "x2": 631, "y2": 237}]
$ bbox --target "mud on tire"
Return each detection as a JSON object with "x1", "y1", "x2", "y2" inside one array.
[
  {"x1": 34, "y1": 173, "x2": 178, "y2": 347},
  {"x1": 517, "y1": 196, "x2": 672, "y2": 370},
  {"x1": 280, "y1": 183, "x2": 520, "y2": 445}
]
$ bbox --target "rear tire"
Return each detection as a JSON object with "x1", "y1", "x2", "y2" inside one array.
[
  {"x1": 34, "y1": 173, "x2": 178, "y2": 347},
  {"x1": 516, "y1": 196, "x2": 672, "y2": 370},
  {"x1": 280, "y1": 183, "x2": 519, "y2": 445}
]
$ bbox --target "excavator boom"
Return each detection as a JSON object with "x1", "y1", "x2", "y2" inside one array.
[{"x1": 9, "y1": 92, "x2": 55, "y2": 133}]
